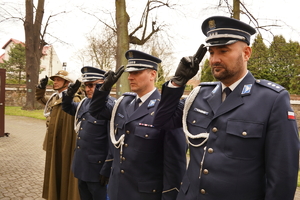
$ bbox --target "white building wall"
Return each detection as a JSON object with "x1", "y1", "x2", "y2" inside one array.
[
  {"x1": 3, "y1": 42, "x2": 15, "y2": 61},
  {"x1": 39, "y1": 45, "x2": 62, "y2": 79},
  {"x1": 1, "y1": 40, "x2": 62, "y2": 80}
]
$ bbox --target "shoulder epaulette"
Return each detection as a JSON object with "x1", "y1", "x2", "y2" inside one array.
[
  {"x1": 199, "y1": 81, "x2": 219, "y2": 86},
  {"x1": 255, "y1": 79, "x2": 285, "y2": 92},
  {"x1": 122, "y1": 92, "x2": 137, "y2": 97}
]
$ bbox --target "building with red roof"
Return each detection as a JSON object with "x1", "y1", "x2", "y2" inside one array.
[{"x1": 0, "y1": 38, "x2": 62, "y2": 79}]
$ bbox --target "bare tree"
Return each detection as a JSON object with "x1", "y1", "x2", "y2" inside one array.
[
  {"x1": 216, "y1": 0, "x2": 282, "y2": 38},
  {"x1": 23, "y1": 0, "x2": 46, "y2": 110},
  {"x1": 116, "y1": 0, "x2": 177, "y2": 95},
  {"x1": 83, "y1": 26, "x2": 117, "y2": 71},
  {"x1": 83, "y1": 16, "x2": 174, "y2": 90},
  {"x1": 1, "y1": 1, "x2": 63, "y2": 109},
  {"x1": 81, "y1": 0, "x2": 175, "y2": 96},
  {"x1": 115, "y1": 0, "x2": 130, "y2": 95}
]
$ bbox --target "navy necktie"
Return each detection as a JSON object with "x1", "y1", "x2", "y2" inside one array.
[
  {"x1": 134, "y1": 98, "x2": 141, "y2": 110},
  {"x1": 224, "y1": 87, "x2": 232, "y2": 98}
]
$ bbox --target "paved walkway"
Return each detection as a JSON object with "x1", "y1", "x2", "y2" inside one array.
[
  {"x1": 0, "y1": 116, "x2": 45, "y2": 200},
  {"x1": 1, "y1": 115, "x2": 300, "y2": 199}
]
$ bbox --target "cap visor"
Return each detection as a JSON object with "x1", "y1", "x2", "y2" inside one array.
[
  {"x1": 205, "y1": 39, "x2": 238, "y2": 47},
  {"x1": 124, "y1": 67, "x2": 147, "y2": 72}
]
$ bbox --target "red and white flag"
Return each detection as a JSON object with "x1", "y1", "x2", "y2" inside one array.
[{"x1": 288, "y1": 111, "x2": 295, "y2": 120}]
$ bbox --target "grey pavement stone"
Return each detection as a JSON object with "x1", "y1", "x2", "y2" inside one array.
[
  {"x1": 0, "y1": 115, "x2": 46, "y2": 200},
  {"x1": 0, "y1": 115, "x2": 300, "y2": 200}
]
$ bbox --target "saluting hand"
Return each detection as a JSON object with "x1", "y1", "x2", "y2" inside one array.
[
  {"x1": 171, "y1": 44, "x2": 207, "y2": 86},
  {"x1": 66, "y1": 79, "x2": 81, "y2": 97},
  {"x1": 99, "y1": 66, "x2": 125, "y2": 91},
  {"x1": 38, "y1": 75, "x2": 48, "y2": 89}
]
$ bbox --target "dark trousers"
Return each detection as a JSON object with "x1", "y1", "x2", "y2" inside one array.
[{"x1": 78, "y1": 179, "x2": 107, "y2": 200}]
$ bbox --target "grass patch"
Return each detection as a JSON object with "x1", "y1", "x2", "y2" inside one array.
[{"x1": 5, "y1": 106, "x2": 45, "y2": 120}]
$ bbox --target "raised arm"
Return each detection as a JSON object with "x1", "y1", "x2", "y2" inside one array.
[{"x1": 62, "y1": 80, "x2": 81, "y2": 116}]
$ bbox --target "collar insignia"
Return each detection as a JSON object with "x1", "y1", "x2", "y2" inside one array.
[
  {"x1": 148, "y1": 99, "x2": 156, "y2": 108},
  {"x1": 212, "y1": 84, "x2": 220, "y2": 94},
  {"x1": 242, "y1": 84, "x2": 252, "y2": 95}
]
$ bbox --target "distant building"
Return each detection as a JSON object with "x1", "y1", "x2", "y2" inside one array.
[{"x1": 0, "y1": 38, "x2": 62, "y2": 80}]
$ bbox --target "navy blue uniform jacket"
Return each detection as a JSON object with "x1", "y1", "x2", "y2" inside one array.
[
  {"x1": 153, "y1": 72, "x2": 299, "y2": 200},
  {"x1": 62, "y1": 93, "x2": 115, "y2": 182},
  {"x1": 90, "y1": 89, "x2": 187, "y2": 200}
]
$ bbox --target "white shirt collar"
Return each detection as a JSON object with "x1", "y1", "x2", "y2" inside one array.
[
  {"x1": 57, "y1": 89, "x2": 67, "y2": 98},
  {"x1": 136, "y1": 88, "x2": 156, "y2": 104},
  {"x1": 221, "y1": 71, "x2": 248, "y2": 92}
]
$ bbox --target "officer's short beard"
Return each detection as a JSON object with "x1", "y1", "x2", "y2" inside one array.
[{"x1": 211, "y1": 54, "x2": 243, "y2": 82}]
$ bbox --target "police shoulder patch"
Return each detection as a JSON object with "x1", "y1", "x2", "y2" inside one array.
[
  {"x1": 122, "y1": 92, "x2": 137, "y2": 97},
  {"x1": 199, "y1": 81, "x2": 219, "y2": 86},
  {"x1": 255, "y1": 79, "x2": 285, "y2": 92}
]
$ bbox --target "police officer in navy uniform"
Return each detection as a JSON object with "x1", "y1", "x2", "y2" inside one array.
[
  {"x1": 89, "y1": 50, "x2": 187, "y2": 200},
  {"x1": 62, "y1": 66, "x2": 116, "y2": 200},
  {"x1": 153, "y1": 16, "x2": 299, "y2": 200}
]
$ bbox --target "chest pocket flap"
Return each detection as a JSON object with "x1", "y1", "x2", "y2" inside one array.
[
  {"x1": 225, "y1": 120, "x2": 264, "y2": 160},
  {"x1": 227, "y1": 120, "x2": 264, "y2": 138}
]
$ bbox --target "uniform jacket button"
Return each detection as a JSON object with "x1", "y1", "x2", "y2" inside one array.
[
  {"x1": 200, "y1": 189, "x2": 206, "y2": 194},
  {"x1": 121, "y1": 169, "x2": 125, "y2": 173},
  {"x1": 242, "y1": 131, "x2": 247, "y2": 136},
  {"x1": 212, "y1": 127, "x2": 218, "y2": 132},
  {"x1": 122, "y1": 157, "x2": 126, "y2": 161},
  {"x1": 203, "y1": 169, "x2": 209, "y2": 175},
  {"x1": 126, "y1": 130, "x2": 130, "y2": 134},
  {"x1": 124, "y1": 143, "x2": 128, "y2": 147},
  {"x1": 145, "y1": 134, "x2": 149, "y2": 138},
  {"x1": 152, "y1": 189, "x2": 156, "y2": 193},
  {"x1": 208, "y1": 148, "x2": 213, "y2": 153}
]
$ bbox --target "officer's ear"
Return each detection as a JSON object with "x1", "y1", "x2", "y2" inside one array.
[
  {"x1": 243, "y1": 45, "x2": 252, "y2": 61},
  {"x1": 148, "y1": 69, "x2": 156, "y2": 80}
]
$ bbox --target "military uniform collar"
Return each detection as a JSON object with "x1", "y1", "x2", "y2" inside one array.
[
  {"x1": 221, "y1": 70, "x2": 248, "y2": 92},
  {"x1": 56, "y1": 89, "x2": 67, "y2": 99},
  {"x1": 136, "y1": 88, "x2": 156, "y2": 104}
]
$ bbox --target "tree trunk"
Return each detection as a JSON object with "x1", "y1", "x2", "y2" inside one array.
[
  {"x1": 233, "y1": 0, "x2": 240, "y2": 20},
  {"x1": 115, "y1": 0, "x2": 130, "y2": 97},
  {"x1": 23, "y1": 0, "x2": 45, "y2": 110}
]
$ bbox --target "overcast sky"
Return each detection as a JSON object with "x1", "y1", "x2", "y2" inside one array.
[{"x1": 0, "y1": 0, "x2": 299, "y2": 75}]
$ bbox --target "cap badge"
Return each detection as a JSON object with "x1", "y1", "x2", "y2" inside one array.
[
  {"x1": 128, "y1": 51, "x2": 134, "y2": 58},
  {"x1": 208, "y1": 19, "x2": 216, "y2": 30}
]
